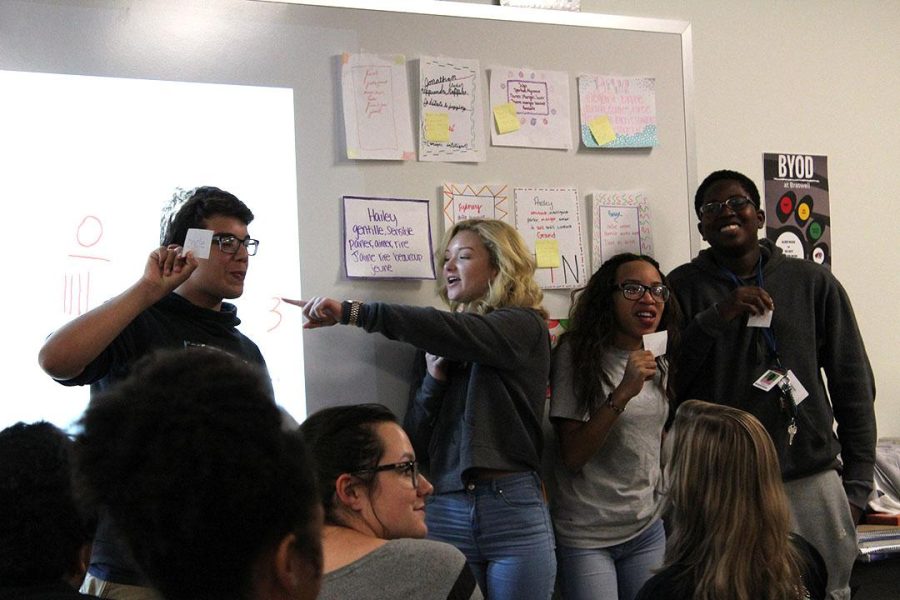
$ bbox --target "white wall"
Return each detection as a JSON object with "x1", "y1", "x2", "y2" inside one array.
[{"x1": 462, "y1": 0, "x2": 900, "y2": 436}]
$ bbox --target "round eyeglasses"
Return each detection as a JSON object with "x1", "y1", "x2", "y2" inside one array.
[
  {"x1": 211, "y1": 234, "x2": 259, "y2": 256},
  {"x1": 698, "y1": 196, "x2": 754, "y2": 218},
  {"x1": 616, "y1": 283, "x2": 670, "y2": 302},
  {"x1": 352, "y1": 460, "x2": 419, "y2": 488}
]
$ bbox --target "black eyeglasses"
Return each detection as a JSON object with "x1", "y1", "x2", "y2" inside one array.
[
  {"x1": 616, "y1": 283, "x2": 670, "y2": 302},
  {"x1": 352, "y1": 460, "x2": 419, "y2": 488},
  {"x1": 211, "y1": 234, "x2": 259, "y2": 256},
  {"x1": 698, "y1": 196, "x2": 754, "y2": 217}
]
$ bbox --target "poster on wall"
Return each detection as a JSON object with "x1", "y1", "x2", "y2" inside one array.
[
  {"x1": 488, "y1": 66, "x2": 573, "y2": 149},
  {"x1": 343, "y1": 196, "x2": 435, "y2": 279},
  {"x1": 340, "y1": 53, "x2": 415, "y2": 161},
  {"x1": 763, "y1": 153, "x2": 831, "y2": 268},
  {"x1": 442, "y1": 183, "x2": 510, "y2": 231},
  {"x1": 513, "y1": 187, "x2": 586, "y2": 290},
  {"x1": 577, "y1": 75, "x2": 658, "y2": 148},
  {"x1": 418, "y1": 56, "x2": 486, "y2": 162},
  {"x1": 590, "y1": 191, "x2": 654, "y2": 268}
]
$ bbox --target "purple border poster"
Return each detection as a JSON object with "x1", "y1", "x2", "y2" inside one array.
[{"x1": 343, "y1": 196, "x2": 435, "y2": 279}]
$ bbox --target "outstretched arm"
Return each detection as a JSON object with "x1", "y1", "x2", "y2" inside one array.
[{"x1": 38, "y1": 245, "x2": 197, "y2": 380}]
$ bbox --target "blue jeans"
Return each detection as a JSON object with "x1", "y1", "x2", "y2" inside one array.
[
  {"x1": 426, "y1": 471, "x2": 557, "y2": 600},
  {"x1": 556, "y1": 518, "x2": 666, "y2": 600}
]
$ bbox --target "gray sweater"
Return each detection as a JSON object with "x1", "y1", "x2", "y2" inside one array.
[
  {"x1": 669, "y1": 240, "x2": 876, "y2": 508},
  {"x1": 356, "y1": 303, "x2": 550, "y2": 494},
  {"x1": 319, "y1": 538, "x2": 482, "y2": 600}
]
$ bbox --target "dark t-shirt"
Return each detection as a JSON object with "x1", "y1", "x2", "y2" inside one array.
[
  {"x1": 56, "y1": 292, "x2": 269, "y2": 585},
  {"x1": 635, "y1": 534, "x2": 827, "y2": 600},
  {"x1": 0, "y1": 582, "x2": 99, "y2": 600}
]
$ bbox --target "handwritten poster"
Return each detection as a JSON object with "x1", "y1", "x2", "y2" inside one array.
[
  {"x1": 489, "y1": 66, "x2": 573, "y2": 149},
  {"x1": 343, "y1": 196, "x2": 435, "y2": 280},
  {"x1": 763, "y1": 153, "x2": 831, "y2": 268},
  {"x1": 442, "y1": 183, "x2": 510, "y2": 231},
  {"x1": 578, "y1": 75, "x2": 658, "y2": 148},
  {"x1": 591, "y1": 191, "x2": 654, "y2": 267},
  {"x1": 341, "y1": 53, "x2": 415, "y2": 160},
  {"x1": 514, "y1": 187, "x2": 586, "y2": 290},
  {"x1": 419, "y1": 56, "x2": 486, "y2": 162}
]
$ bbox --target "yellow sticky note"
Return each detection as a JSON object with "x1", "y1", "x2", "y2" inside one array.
[
  {"x1": 424, "y1": 112, "x2": 450, "y2": 143},
  {"x1": 589, "y1": 115, "x2": 616, "y2": 146},
  {"x1": 535, "y1": 239, "x2": 560, "y2": 268},
  {"x1": 493, "y1": 102, "x2": 521, "y2": 134}
]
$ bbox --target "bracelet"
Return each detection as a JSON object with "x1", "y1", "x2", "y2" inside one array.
[
  {"x1": 348, "y1": 300, "x2": 362, "y2": 327},
  {"x1": 605, "y1": 393, "x2": 625, "y2": 414}
]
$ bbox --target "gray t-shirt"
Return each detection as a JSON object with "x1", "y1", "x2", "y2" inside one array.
[
  {"x1": 548, "y1": 341, "x2": 667, "y2": 547},
  {"x1": 318, "y1": 538, "x2": 482, "y2": 600}
]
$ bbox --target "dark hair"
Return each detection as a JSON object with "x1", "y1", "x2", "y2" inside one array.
[
  {"x1": 75, "y1": 348, "x2": 321, "y2": 600},
  {"x1": 693, "y1": 169, "x2": 761, "y2": 218},
  {"x1": 0, "y1": 421, "x2": 94, "y2": 585},
  {"x1": 561, "y1": 253, "x2": 682, "y2": 416},
  {"x1": 299, "y1": 404, "x2": 398, "y2": 525},
  {"x1": 160, "y1": 186, "x2": 254, "y2": 246}
]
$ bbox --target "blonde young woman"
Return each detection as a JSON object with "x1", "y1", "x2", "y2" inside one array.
[
  {"x1": 287, "y1": 219, "x2": 556, "y2": 599},
  {"x1": 635, "y1": 400, "x2": 827, "y2": 600}
]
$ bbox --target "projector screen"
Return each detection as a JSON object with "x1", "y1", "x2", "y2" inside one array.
[{"x1": 1, "y1": 70, "x2": 305, "y2": 431}]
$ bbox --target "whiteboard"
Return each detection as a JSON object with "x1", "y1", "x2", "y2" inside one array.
[{"x1": 0, "y1": 0, "x2": 695, "y2": 420}]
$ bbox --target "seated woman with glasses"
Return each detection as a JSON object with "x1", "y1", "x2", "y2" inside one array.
[
  {"x1": 300, "y1": 403, "x2": 482, "y2": 600},
  {"x1": 635, "y1": 400, "x2": 826, "y2": 600},
  {"x1": 547, "y1": 253, "x2": 681, "y2": 600}
]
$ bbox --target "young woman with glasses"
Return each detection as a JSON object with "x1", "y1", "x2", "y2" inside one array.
[
  {"x1": 300, "y1": 403, "x2": 482, "y2": 600},
  {"x1": 287, "y1": 219, "x2": 555, "y2": 599},
  {"x1": 547, "y1": 253, "x2": 681, "y2": 600}
]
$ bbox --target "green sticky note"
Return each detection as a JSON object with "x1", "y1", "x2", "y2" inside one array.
[
  {"x1": 493, "y1": 102, "x2": 521, "y2": 134},
  {"x1": 424, "y1": 112, "x2": 450, "y2": 143},
  {"x1": 535, "y1": 239, "x2": 560, "y2": 268},
  {"x1": 589, "y1": 115, "x2": 616, "y2": 146}
]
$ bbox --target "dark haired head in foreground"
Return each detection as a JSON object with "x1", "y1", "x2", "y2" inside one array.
[
  {"x1": 0, "y1": 421, "x2": 96, "y2": 597},
  {"x1": 75, "y1": 348, "x2": 322, "y2": 600}
]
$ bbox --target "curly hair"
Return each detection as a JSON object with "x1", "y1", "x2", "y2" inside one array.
[
  {"x1": 561, "y1": 253, "x2": 682, "y2": 416},
  {"x1": 0, "y1": 421, "x2": 93, "y2": 586},
  {"x1": 663, "y1": 400, "x2": 805, "y2": 600},
  {"x1": 437, "y1": 219, "x2": 546, "y2": 319},
  {"x1": 160, "y1": 186, "x2": 254, "y2": 246},
  {"x1": 299, "y1": 404, "x2": 397, "y2": 526},
  {"x1": 693, "y1": 169, "x2": 761, "y2": 218},
  {"x1": 75, "y1": 348, "x2": 321, "y2": 600}
]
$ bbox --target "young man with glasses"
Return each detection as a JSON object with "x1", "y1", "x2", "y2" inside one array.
[
  {"x1": 38, "y1": 186, "x2": 269, "y2": 600},
  {"x1": 669, "y1": 169, "x2": 876, "y2": 600}
]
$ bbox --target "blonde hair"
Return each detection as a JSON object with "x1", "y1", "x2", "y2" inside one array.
[
  {"x1": 437, "y1": 219, "x2": 546, "y2": 318},
  {"x1": 663, "y1": 400, "x2": 805, "y2": 600}
]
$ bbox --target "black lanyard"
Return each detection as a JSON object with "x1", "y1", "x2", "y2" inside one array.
[{"x1": 721, "y1": 257, "x2": 799, "y2": 427}]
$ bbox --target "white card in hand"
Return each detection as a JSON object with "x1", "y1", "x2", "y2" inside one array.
[
  {"x1": 642, "y1": 331, "x2": 668, "y2": 357},
  {"x1": 183, "y1": 228, "x2": 214, "y2": 259},
  {"x1": 747, "y1": 309, "x2": 773, "y2": 328}
]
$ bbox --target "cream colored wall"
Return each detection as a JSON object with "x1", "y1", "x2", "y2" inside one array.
[{"x1": 462, "y1": 0, "x2": 900, "y2": 436}]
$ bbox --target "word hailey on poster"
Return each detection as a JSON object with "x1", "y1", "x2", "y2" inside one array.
[
  {"x1": 514, "y1": 187, "x2": 586, "y2": 290},
  {"x1": 343, "y1": 196, "x2": 435, "y2": 279}
]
